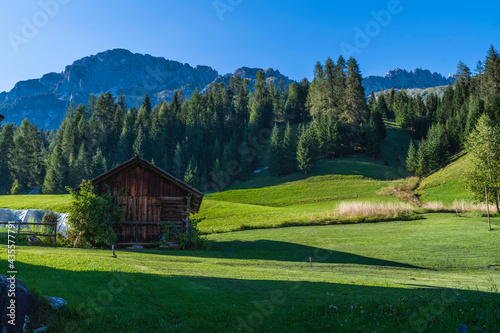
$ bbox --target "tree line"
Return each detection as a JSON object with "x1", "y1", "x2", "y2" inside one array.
[
  {"x1": 360, "y1": 46, "x2": 500, "y2": 178},
  {"x1": 0, "y1": 55, "x2": 384, "y2": 195}
]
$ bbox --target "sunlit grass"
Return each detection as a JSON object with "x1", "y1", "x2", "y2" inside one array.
[
  {"x1": 0, "y1": 194, "x2": 71, "y2": 212},
  {"x1": 418, "y1": 155, "x2": 470, "y2": 204},
  {"x1": 2, "y1": 213, "x2": 499, "y2": 331}
]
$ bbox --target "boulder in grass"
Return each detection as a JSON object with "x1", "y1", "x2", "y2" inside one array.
[
  {"x1": 28, "y1": 236, "x2": 41, "y2": 244},
  {"x1": 46, "y1": 296, "x2": 67, "y2": 310},
  {"x1": 0, "y1": 275, "x2": 37, "y2": 333}
]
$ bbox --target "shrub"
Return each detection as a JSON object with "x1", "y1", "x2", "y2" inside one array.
[
  {"x1": 41, "y1": 211, "x2": 58, "y2": 241},
  {"x1": 157, "y1": 217, "x2": 208, "y2": 250},
  {"x1": 66, "y1": 181, "x2": 124, "y2": 248},
  {"x1": 10, "y1": 179, "x2": 20, "y2": 195}
]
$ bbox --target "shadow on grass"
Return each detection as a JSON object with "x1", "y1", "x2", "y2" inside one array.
[
  {"x1": 7, "y1": 261, "x2": 499, "y2": 332},
  {"x1": 127, "y1": 239, "x2": 429, "y2": 270}
]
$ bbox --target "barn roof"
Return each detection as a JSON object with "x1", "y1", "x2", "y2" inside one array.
[{"x1": 74, "y1": 156, "x2": 204, "y2": 213}]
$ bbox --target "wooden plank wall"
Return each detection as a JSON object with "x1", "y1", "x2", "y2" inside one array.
[
  {"x1": 99, "y1": 165, "x2": 188, "y2": 198},
  {"x1": 99, "y1": 164, "x2": 192, "y2": 244}
]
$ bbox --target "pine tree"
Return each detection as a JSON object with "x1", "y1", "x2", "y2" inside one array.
[
  {"x1": 117, "y1": 93, "x2": 127, "y2": 111},
  {"x1": 74, "y1": 104, "x2": 88, "y2": 144},
  {"x1": 306, "y1": 62, "x2": 328, "y2": 118},
  {"x1": 109, "y1": 105, "x2": 125, "y2": 163},
  {"x1": 90, "y1": 148, "x2": 107, "y2": 179},
  {"x1": 296, "y1": 126, "x2": 318, "y2": 175},
  {"x1": 297, "y1": 79, "x2": 310, "y2": 122},
  {"x1": 210, "y1": 158, "x2": 229, "y2": 191},
  {"x1": 483, "y1": 45, "x2": 500, "y2": 97},
  {"x1": 200, "y1": 168, "x2": 210, "y2": 192},
  {"x1": 72, "y1": 143, "x2": 90, "y2": 187},
  {"x1": 367, "y1": 91, "x2": 376, "y2": 112},
  {"x1": 148, "y1": 102, "x2": 169, "y2": 168},
  {"x1": 344, "y1": 57, "x2": 368, "y2": 146},
  {"x1": 333, "y1": 55, "x2": 347, "y2": 115},
  {"x1": 406, "y1": 140, "x2": 417, "y2": 175},
  {"x1": 284, "y1": 83, "x2": 302, "y2": 124},
  {"x1": 133, "y1": 127, "x2": 145, "y2": 158},
  {"x1": 230, "y1": 76, "x2": 250, "y2": 128},
  {"x1": 415, "y1": 141, "x2": 428, "y2": 178},
  {"x1": 365, "y1": 116, "x2": 381, "y2": 158},
  {"x1": 141, "y1": 94, "x2": 152, "y2": 114},
  {"x1": 249, "y1": 70, "x2": 273, "y2": 132},
  {"x1": 12, "y1": 119, "x2": 45, "y2": 190},
  {"x1": 60, "y1": 117, "x2": 76, "y2": 158},
  {"x1": 0, "y1": 124, "x2": 15, "y2": 194},
  {"x1": 238, "y1": 140, "x2": 256, "y2": 181},
  {"x1": 86, "y1": 94, "x2": 97, "y2": 118},
  {"x1": 116, "y1": 110, "x2": 135, "y2": 163},
  {"x1": 281, "y1": 122, "x2": 297, "y2": 174},
  {"x1": 43, "y1": 143, "x2": 68, "y2": 194},
  {"x1": 376, "y1": 94, "x2": 392, "y2": 119},
  {"x1": 268, "y1": 123, "x2": 282, "y2": 176},
  {"x1": 172, "y1": 142, "x2": 184, "y2": 179},
  {"x1": 270, "y1": 78, "x2": 285, "y2": 119},
  {"x1": 184, "y1": 160, "x2": 199, "y2": 188},
  {"x1": 324, "y1": 57, "x2": 336, "y2": 114}
]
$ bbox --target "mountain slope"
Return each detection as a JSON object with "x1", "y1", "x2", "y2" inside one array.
[
  {"x1": 0, "y1": 49, "x2": 220, "y2": 129},
  {"x1": 0, "y1": 49, "x2": 294, "y2": 129}
]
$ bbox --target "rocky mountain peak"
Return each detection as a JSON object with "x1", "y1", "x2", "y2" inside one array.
[{"x1": 363, "y1": 68, "x2": 456, "y2": 95}]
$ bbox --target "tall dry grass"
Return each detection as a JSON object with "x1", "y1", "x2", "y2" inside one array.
[
  {"x1": 422, "y1": 200, "x2": 489, "y2": 213},
  {"x1": 313, "y1": 201, "x2": 416, "y2": 223}
]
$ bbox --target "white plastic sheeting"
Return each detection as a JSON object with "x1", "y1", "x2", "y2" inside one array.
[{"x1": 0, "y1": 209, "x2": 69, "y2": 236}]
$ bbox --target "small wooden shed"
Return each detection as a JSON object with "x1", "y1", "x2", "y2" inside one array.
[{"x1": 80, "y1": 156, "x2": 204, "y2": 246}]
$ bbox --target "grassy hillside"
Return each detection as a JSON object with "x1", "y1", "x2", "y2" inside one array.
[
  {"x1": 196, "y1": 121, "x2": 414, "y2": 232},
  {"x1": 418, "y1": 155, "x2": 470, "y2": 204},
  {"x1": 0, "y1": 194, "x2": 71, "y2": 212},
  {"x1": 3, "y1": 213, "x2": 499, "y2": 331}
]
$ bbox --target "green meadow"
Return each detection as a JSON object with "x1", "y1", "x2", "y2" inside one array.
[{"x1": 2, "y1": 213, "x2": 499, "y2": 331}]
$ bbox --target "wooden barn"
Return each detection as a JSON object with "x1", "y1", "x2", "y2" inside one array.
[{"x1": 80, "y1": 156, "x2": 204, "y2": 247}]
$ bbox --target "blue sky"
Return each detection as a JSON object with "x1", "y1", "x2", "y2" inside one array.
[{"x1": 1, "y1": 0, "x2": 499, "y2": 92}]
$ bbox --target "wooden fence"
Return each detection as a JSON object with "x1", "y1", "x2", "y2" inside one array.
[{"x1": 0, "y1": 222, "x2": 57, "y2": 244}]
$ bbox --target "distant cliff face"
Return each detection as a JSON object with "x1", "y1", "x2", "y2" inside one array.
[
  {"x1": 0, "y1": 49, "x2": 220, "y2": 129},
  {"x1": 0, "y1": 49, "x2": 292, "y2": 129},
  {"x1": 362, "y1": 68, "x2": 455, "y2": 95}
]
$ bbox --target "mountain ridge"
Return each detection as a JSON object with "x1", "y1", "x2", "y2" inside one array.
[
  {"x1": 1, "y1": 49, "x2": 454, "y2": 129},
  {"x1": 362, "y1": 68, "x2": 455, "y2": 95}
]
